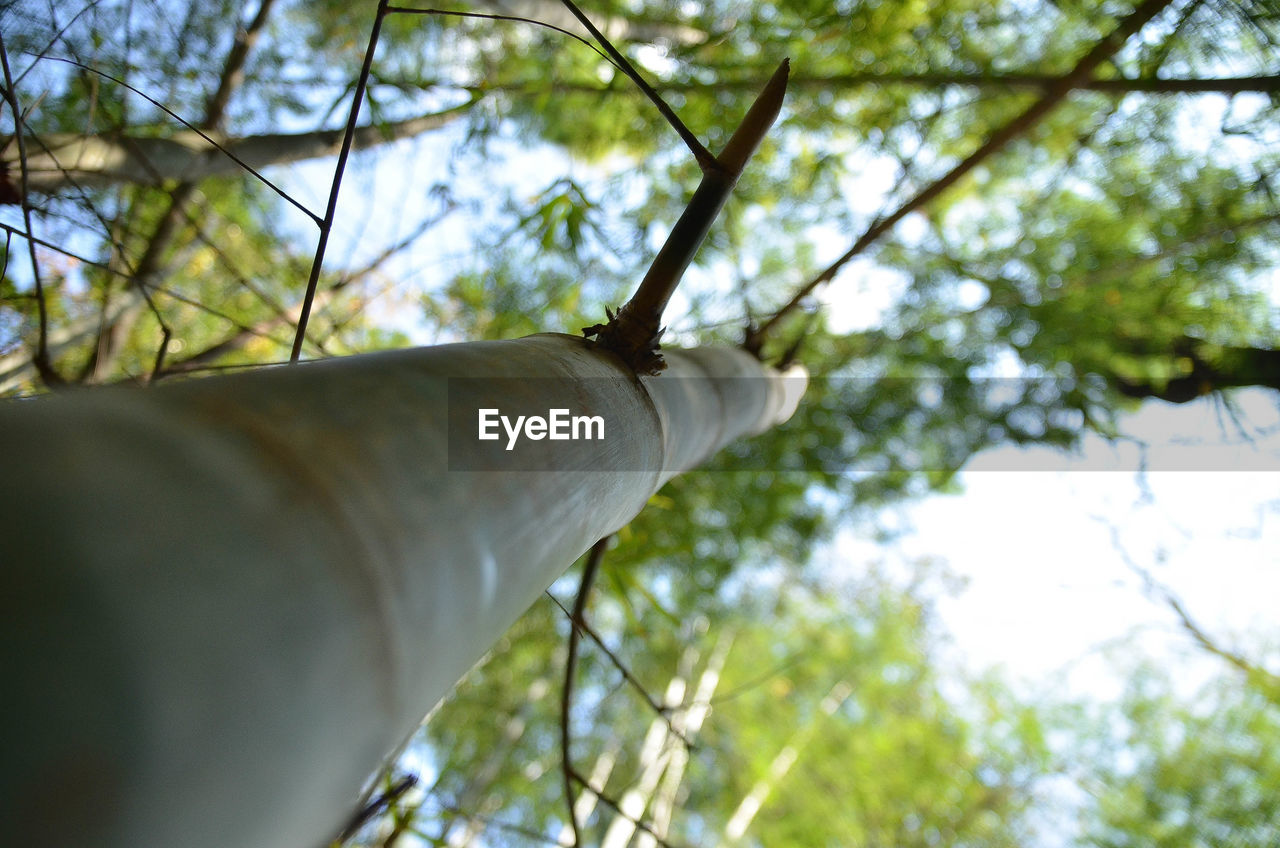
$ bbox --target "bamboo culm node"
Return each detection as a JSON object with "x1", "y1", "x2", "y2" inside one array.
[{"x1": 584, "y1": 59, "x2": 789, "y2": 375}]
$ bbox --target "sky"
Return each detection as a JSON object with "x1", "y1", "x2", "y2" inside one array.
[
  {"x1": 261, "y1": 38, "x2": 1280, "y2": 709},
  {"x1": 833, "y1": 386, "x2": 1280, "y2": 701}
]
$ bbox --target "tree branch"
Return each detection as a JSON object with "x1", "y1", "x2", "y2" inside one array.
[
  {"x1": 748, "y1": 0, "x2": 1178, "y2": 352},
  {"x1": 2, "y1": 102, "x2": 473, "y2": 193},
  {"x1": 560, "y1": 536, "x2": 609, "y2": 847},
  {"x1": 427, "y1": 71, "x2": 1280, "y2": 98},
  {"x1": 333, "y1": 773, "x2": 418, "y2": 844},
  {"x1": 0, "y1": 31, "x2": 60, "y2": 387},
  {"x1": 568, "y1": 766, "x2": 684, "y2": 848},
  {"x1": 784, "y1": 70, "x2": 1280, "y2": 95},
  {"x1": 557, "y1": 0, "x2": 716, "y2": 172},
  {"x1": 158, "y1": 206, "x2": 450, "y2": 376},
  {"x1": 544, "y1": 591, "x2": 694, "y2": 749},
  {"x1": 1128, "y1": 559, "x2": 1280, "y2": 704},
  {"x1": 84, "y1": 0, "x2": 280, "y2": 382},
  {"x1": 292, "y1": 0, "x2": 388, "y2": 362},
  {"x1": 472, "y1": 0, "x2": 705, "y2": 46},
  {"x1": 1114, "y1": 338, "x2": 1280, "y2": 403}
]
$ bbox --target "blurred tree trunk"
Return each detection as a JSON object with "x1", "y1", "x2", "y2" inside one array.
[
  {"x1": 2, "y1": 103, "x2": 471, "y2": 194},
  {"x1": 718, "y1": 681, "x2": 853, "y2": 845}
]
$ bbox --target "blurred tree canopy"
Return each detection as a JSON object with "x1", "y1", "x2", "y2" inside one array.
[
  {"x1": 2, "y1": 0, "x2": 1278, "y2": 844},
  {"x1": 1063, "y1": 651, "x2": 1280, "y2": 848}
]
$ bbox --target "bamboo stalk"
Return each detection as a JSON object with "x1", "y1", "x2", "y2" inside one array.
[{"x1": 0, "y1": 334, "x2": 805, "y2": 848}]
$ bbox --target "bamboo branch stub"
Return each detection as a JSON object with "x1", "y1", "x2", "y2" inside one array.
[{"x1": 585, "y1": 60, "x2": 789, "y2": 375}]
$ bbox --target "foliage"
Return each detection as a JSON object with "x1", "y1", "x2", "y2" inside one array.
[
  {"x1": 344, "y1": 561, "x2": 1053, "y2": 847},
  {"x1": 1069, "y1": 655, "x2": 1280, "y2": 848}
]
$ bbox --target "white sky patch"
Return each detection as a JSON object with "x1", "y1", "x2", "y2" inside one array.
[
  {"x1": 835, "y1": 147, "x2": 903, "y2": 218},
  {"x1": 806, "y1": 143, "x2": 936, "y2": 334},
  {"x1": 834, "y1": 388, "x2": 1280, "y2": 702},
  {"x1": 813, "y1": 82, "x2": 1279, "y2": 707},
  {"x1": 816, "y1": 262, "x2": 912, "y2": 334},
  {"x1": 632, "y1": 43, "x2": 678, "y2": 76}
]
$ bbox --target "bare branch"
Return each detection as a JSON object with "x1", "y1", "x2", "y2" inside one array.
[
  {"x1": 77, "y1": 0, "x2": 282, "y2": 381},
  {"x1": 489, "y1": 71, "x2": 1280, "y2": 97},
  {"x1": 334, "y1": 773, "x2": 418, "y2": 844},
  {"x1": 0, "y1": 32, "x2": 60, "y2": 387},
  {"x1": 557, "y1": 0, "x2": 717, "y2": 172},
  {"x1": 544, "y1": 591, "x2": 694, "y2": 749},
  {"x1": 292, "y1": 0, "x2": 390, "y2": 362},
  {"x1": 560, "y1": 536, "x2": 609, "y2": 847},
  {"x1": 568, "y1": 767, "x2": 685, "y2": 848},
  {"x1": 3, "y1": 102, "x2": 472, "y2": 193},
  {"x1": 386, "y1": 5, "x2": 618, "y2": 66},
  {"x1": 1133, "y1": 564, "x2": 1280, "y2": 702},
  {"x1": 28, "y1": 55, "x2": 317, "y2": 221}
]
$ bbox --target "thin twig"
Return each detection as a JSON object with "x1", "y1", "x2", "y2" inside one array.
[
  {"x1": 1135, "y1": 564, "x2": 1280, "y2": 697},
  {"x1": 1, "y1": 247, "x2": 307, "y2": 375},
  {"x1": 568, "y1": 766, "x2": 684, "y2": 848},
  {"x1": 386, "y1": 6, "x2": 616, "y2": 67},
  {"x1": 747, "y1": 0, "x2": 1177, "y2": 351},
  {"x1": 51, "y1": 142, "x2": 301, "y2": 360},
  {"x1": 776, "y1": 307, "x2": 818, "y2": 369},
  {"x1": 334, "y1": 773, "x2": 419, "y2": 844},
  {"x1": 1104, "y1": 521, "x2": 1280, "y2": 703},
  {"x1": 559, "y1": 536, "x2": 609, "y2": 847},
  {"x1": 148, "y1": 325, "x2": 173, "y2": 382},
  {"x1": 0, "y1": 33, "x2": 61, "y2": 387},
  {"x1": 557, "y1": 0, "x2": 715, "y2": 171},
  {"x1": 24, "y1": 56, "x2": 318, "y2": 220},
  {"x1": 9, "y1": 0, "x2": 102, "y2": 88},
  {"x1": 544, "y1": 591, "x2": 694, "y2": 748},
  {"x1": 291, "y1": 0, "x2": 391, "y2": 362},
  {"x1": 79, "y1": 0, "x2": 280, "y2": 382},
  {"x1": 124, "y1": 269, "x2": 175, "y2": 384},
  {"x1": 162, "y1": 204, "x2": 451, "y2": 375},
  {"x1": 0, "y1": 230, "x2": 10, "y2": 284}
]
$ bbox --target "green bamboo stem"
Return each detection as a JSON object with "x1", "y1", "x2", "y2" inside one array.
[{"x1": 587, "y1": 60, "x2": 790, "y2": 374}]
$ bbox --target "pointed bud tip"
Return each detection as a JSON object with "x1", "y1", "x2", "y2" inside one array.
[
  {"x1": 767, "y1": 58, "x2": 791, "y2": 98},
  {"x1": 758, "y1": 58, "x2": 791, "y2": 122},
  {"x1": 716, "y1": 57, "x2": 791, "y2": 172}
]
